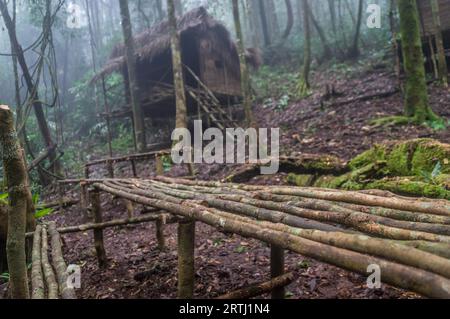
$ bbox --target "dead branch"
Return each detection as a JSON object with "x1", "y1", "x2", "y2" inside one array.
[{"x1": 216, "y1": 273, "x2": 294, "y2": 299}]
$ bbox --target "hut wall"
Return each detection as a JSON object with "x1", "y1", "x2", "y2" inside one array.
[
  {"x1": 417, "y1": 0, "x2": 450, "y2": 37},
  {"x1": 198, "y1": 35, "x2": 241, "y2": 97}
]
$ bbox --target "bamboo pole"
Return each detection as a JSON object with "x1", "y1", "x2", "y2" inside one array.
[
  {"x1": 48, "y1": 222, "x2": 77, "y2": 299},
  {"x1": 217, "y1": 273, "x2": 294, "y2": 299},
  {"x1": 270, "y1": 245, "x2": 285, "y2": 299},
  {"x1": 177, "y1": 220, "x2": 195, "y2": 299},
  {"x1": 90, "y1": 190, "x2": 107, "y2": 268},
  {"x1": 31, "y1": 225, "x2": 44, "y2": 299},
  {"x1": 26, "y1": 213, "x2": 179, "y2": 238},
  {"x1": 41, "y1": 226, "x2": 58, "y2": 299},
  {"x1": 156, "y1": 216, "x2": 167, "y2": 251},
  {"x1": 93, "y1": 182, "x2": 450, "y2": 298},
  {"x1": 144, "y1": 181, "x2": 450, "y2": 243}
]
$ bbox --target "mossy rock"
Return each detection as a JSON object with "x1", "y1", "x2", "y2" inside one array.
[
  {"x1": 366, "y1": 178, "x2": 450, "y2": 200},
  {"x1": 349, "y1": 139, "x2": 450, "y2": 177},
  {"x1": 286, "y1": 174, "x2": 316, "y2": 187}
]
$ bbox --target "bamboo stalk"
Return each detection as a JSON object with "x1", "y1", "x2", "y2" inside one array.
[
  {"x1": 155, "y1": 177, "x2": 450, "y2": 217},
  {"x1": 31, "y1": 225, "x2": 44, "y2": 299},
  {"x1": 26, "y1": 213, "x2": 179, "y2": 238},
  {"x1": 270, "y1": 245, "x2": 285, "y2": 299},
  {"x1": 41, "y1": 226, "x2": 58, "y2": 299},
  {"x1": 48, "y1": 222, "x2": 77, "y2": 299},
  {"x1": 144, "y1": 182, "x2": 450, "y2": 243},
  {"x1": 93, "y1": 182, "x2": 450, "y2": 298},
  {"x1": 216, "y1": 273, "x2": 294, "y2": 299},
  {"x1": 177, "y1": 220, "x2": 195, "y2": 299}
]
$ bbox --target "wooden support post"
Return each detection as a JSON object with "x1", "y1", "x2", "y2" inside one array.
[
  {"x1": 155, "y1": 154, "x2": 164, "y2": 176},
  {"x1": 177, "y1": 220, "x2": 195, "y2": 299},
  {"x1": 90, "y1": 190, "x2": 107, "y2": 268},
  {"x1": 270, "y1": 245, "x2": 285, "y2": 299},
  {"x1": 130, "y1": 159, "x2": 137, "y2": 178},
  {"x1": 156, "y1": 216, "x2": 166, "y2": 251},
  {"x1": 106, "y1": 160, "x2": 114, "y2": 178},
  {"x1": 80, "y1": 182, "x2": 90, "y2": 222},
  {"x1": 84, "y1": 166, "x2": 90, "y2": 179}
]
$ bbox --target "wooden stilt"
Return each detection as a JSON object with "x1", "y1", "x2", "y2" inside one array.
[
  {"x1": 130, "y1": 159, "x2": 137, "y2": 178},
  {"x1": 177, "y1": 220, "x2": 195, "y2": 299},
  {"x1": 80, "y1": 182, "x2": 90, "y2": 222},
  {"x1": 155, "y1": 155, "x2": 164, "y2": 176},
  {"x1": 106, "y1": 160, "x2": 114, "y2": 178},
  {"x1": 156, "y1": 216, "x2": 166, "y2": 251},
  {"x1": 90, "y1": 190, "x2": 107, "y2": 268},
  {"x1": 270, "y1": 245, "x2": 285, "y2": 299}
]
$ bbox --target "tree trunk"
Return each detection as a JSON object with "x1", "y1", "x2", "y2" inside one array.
[
  {"x1": 232, "y1": 0, "x2": 254, "y2": 127},
  {"x1": 430, "y1": 0, "x2": 448, "y2": 87},
  {"x1": 298, "y1": 0, "x2": 311, "y2": 97},
  {"x1": 119, "y1": 0, "x2": 147, "y2": 153},
  {"x1": 398, "y1": 0, "x2": 439, "y2": 122},
  {"x1": 282, "y1": 0, "x2": 294, "y2": 39},
  {"x1": 258, "y1": 0, "x2": 271, "y2": 46},
  {"x1": 0, "y1": 105, "x2": 30, "y2": 299},
  {"x1": 348, "y1": 0, "x2": 364, "y2": 58},
  {"x1": 0, "y1": 1, "x2": 61, "y2": 185}
]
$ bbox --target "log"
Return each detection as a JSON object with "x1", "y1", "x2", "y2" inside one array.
[
  {"x1": 27, "y1": 144, "x2": 57, "y2": 172},
  {"x1": 93, "y1": 182, "x2": 450, "y2": 298},
  {"x1": 216, "y1": 273, "x2": 294, "y2": 299},
  {"x1": 48, "y1": 222, "x2": 76, "y2": 299},
  {"x1": 31, "y1": 225, "x2": 44, "y2": 299},
  {"x1": 41, "y1": 226, "x2": 58, "y2": 299},
  {"x1": 226, "y1": 155, "x2": 349, "y2": 183},
  {"x1": 85, "y1": 149, "x2": 170, "y2": 167}
]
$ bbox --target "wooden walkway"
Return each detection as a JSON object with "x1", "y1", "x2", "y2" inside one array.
[{"x1": 52, "y1": 176, "x2": 450, "y2": 299}]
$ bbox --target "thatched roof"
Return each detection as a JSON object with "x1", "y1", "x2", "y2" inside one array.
[{"x1": 93, "y1": 7, "x2": 260, "y2": 82}]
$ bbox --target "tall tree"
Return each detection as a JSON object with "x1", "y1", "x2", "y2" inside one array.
[
  {"x1": 298, "y1": 0, "x2": 312, "y2": 97},
  {"x1": 430, "y1": 0, "x2": 448, "y2": 87},
  {"x1": 118, "y1": 0, "x2": 147, "y2": 152},
  {"x1": 348, "y1": 0, "x2": 364, "y2": 58},
  {"x1": 232, "y1": 0, "x2": 254, "y2": 127},
  {"x1": 258, "y1": 0, "x2": 271, "y2": 46},
  {"x1": 397, "y1": 0, "x2": 439, "y2": 122},
  {"x1": 282, "y1": 0, "x2": 294, "y2": 39},
  {"x1": 167, "y1": 0, "x2": 196, "y2": 299},
  {"x1": 0, "y1": 0, "x2": 62, "y2": 185}
]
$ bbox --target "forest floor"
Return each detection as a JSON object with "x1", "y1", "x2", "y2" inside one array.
[{"x1": 43, "y1": 61, "x2": 449, "y2": 299}]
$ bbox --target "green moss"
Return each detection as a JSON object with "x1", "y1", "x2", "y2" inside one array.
[
  {"x1": 411, "y1": 139, "x2": 450, "y2": 175},
  {"x1": 349, "y1": 145, "x2": 386, "y2": 170},
  {"x1": 366, "y1": 178, "x2": 450, "y2": 200},
  {"x1": 287, "y1": 174, "x2": 315, "y2": 187}
]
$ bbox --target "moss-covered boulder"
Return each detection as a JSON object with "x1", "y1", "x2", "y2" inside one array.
[
  {"x1": 349, "y1": 139, "x2": 450, "y2": 176},
  {"x1": 287, "y1": 139, "x2": 450, "y2": 199}
]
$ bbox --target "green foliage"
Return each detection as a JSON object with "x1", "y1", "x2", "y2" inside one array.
[
  {"x1": 35, "y1": 207, "x2": 54, "y2": 219},
  {"x1": 253, "y1": 65, "x2": 299, "y2": 105},
  {"x1": 0, "y1": 272, "x2": 9, "y2": 282}
]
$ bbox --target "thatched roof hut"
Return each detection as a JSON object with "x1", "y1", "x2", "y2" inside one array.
[{"x1": 95, "y1": 7, "x2": 261, "y2": 120}]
